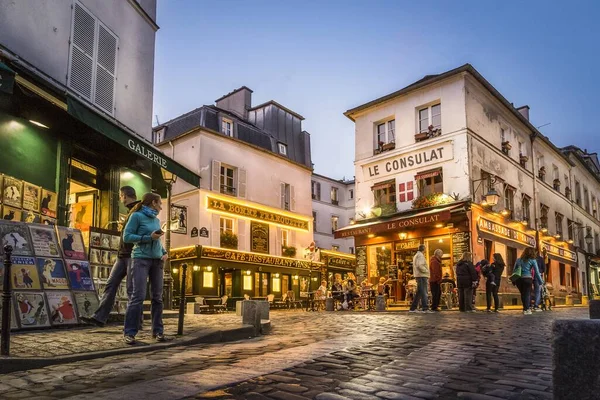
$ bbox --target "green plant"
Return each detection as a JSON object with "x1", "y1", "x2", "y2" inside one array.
[
  {"x1": 220, "y1": 231, "x2": 238, "y2": 249},
  {"x1": 282, "y1": 245, "x2": 297, "y2": 257},
  {"x1": 380, "y1": 203, "x2": 397, "y2": 216},
  {"x1": 412, "y1": 193, "x2": 454, "y2": 209}
]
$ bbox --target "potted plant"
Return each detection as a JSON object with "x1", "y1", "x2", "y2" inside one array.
[
  {"x1": 282, "y1": 245, "x2": 297, "y2": 257},
  {"x1": 553, "y1": 178, "x2": 561, "y2": 190},
  {"x1": 538, "y1": 166, "x2": 546, "y2": 180},
  {"x1": 501, "y1": 141, "x2": 512, "y2": 150},
  {"x1": 381, "y1": 142, "x2": 395, "y2": 151},
  {"x1": 565, "y1": 186, "x2": 571, "y2": 199},
  {"x1": 414, "y1": 132, "x2": 429, "y2": 141},
  {"x1": 220, "y1": 231, "x2": 238, "y2": 250},
  {"x1": 519, "y1": 154, "x2": 528, "y2": 167}
]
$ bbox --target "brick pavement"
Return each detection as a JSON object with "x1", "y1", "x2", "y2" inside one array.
[{"x1": 0, "y1": 308, "x2": 589, "y2": 399}]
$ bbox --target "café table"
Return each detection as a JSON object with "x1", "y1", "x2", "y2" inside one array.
[{"x1": 204, "y1": 297, "x2": 222, "y2": 312}]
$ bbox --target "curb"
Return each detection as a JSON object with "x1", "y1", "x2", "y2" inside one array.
[{"x1": 0, "y1": 320, "x2": 271, "y2": 374}]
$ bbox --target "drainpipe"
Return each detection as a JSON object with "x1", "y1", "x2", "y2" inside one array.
[{"x1": 530, "y1": 134, "x2": 540, "y2": 254}]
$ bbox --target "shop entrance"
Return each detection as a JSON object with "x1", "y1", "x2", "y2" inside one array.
[
  {"x1": 424, "y1": 236, "x2": 452, "y2": 278},
  {"x1": 254, "y1": 272, "x2": 270, "y2": 297},
  {"x1": 67, "y1": 159, "x2": 100, "y2": 247}
]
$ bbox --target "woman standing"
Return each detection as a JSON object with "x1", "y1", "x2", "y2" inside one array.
[
  {"x1": 515, "y1": 247, "x2": 543, "y2": 315},
  {"x1": 485, "y1": 253, "x2": 505, "y2": 312},
  {"x1": 123, "y1": 193, "x2": 168, "y2": 344},
  {"x1": 456, "y1": 252, "x2": 478, "y2": 312}
]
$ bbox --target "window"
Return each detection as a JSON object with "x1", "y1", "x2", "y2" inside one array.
[
  {"x1": 540, "y1": 204, "x2": 549, "y2": 229},
  {"x1": 567, "y1": 219, "x2": 574, "y2": 242},
  {"x1": 349, "y1": 247, "x2": 354, "y2": 254},
  {"x1": 203, "y1": 271, "x2": 214, "y2": 288},
  {"x1": 500, "y1": 128, "x2": 510, "y2": 156},
  {"x1": 418, "y1": 104, "x2": 441, "y2": 133},
  {"x1": 417, "y1": 169, "x2": 443, "y2": 197},
  {"x1": 154, "y1": 129, "x2": 163, "y2": 144},
  {"x1": 595, "y1": 232, "x2": 599, "y2": 252},
  {"x1": 575, "y1": 180, "x2": 581, "y2": 205},
  {"x1": 311, "y1": 181, "x2": 321, "y2": 200},
  {"x1": 272, "y1": 275, "x2": 281, "y2": 292},
  {"x1": 222, "y1": 118, "x2": 233, "y2": 136},
  {"x1": 587, "y1": 229, "x2": 594, "y2": 253},
  {"x1": 556, "y1": 213, "x2": 564, "y2": 237},
  {"x1": 331, "y1": 245, "x2": 340, "y2": 251},
  {"x1": 331, "y1": 187, "x2": 339, "y2": 205},
  {"x1": 503, "y1": 185, "x2": 515, "y2": 216},
  {"x1": 537, "y1": 155, "x2": 545, "y2": 181},
  {"x1": 243, "y1": 274, "x2": 253, "y2": 290},
  {"x1": 376, "y1": 119, "x2": 396, "y2": 145},
  {"x1": 219, "y1": 217, "x2": 234, "y2": 234},
  {"x1": 593, "y1": 196, "x2": 598, "y2": 219},
  {"x1": 281, "y1": 183, "x2": 291, "y2": 210},
  {"x1": 372, "y1": 180, "x2": 396, "y2": 206},
  {"x1": 281, "y1": 229, "x2": 290, "y2": 247},
  {"x1": 522, "y1": 195, "x2": 531, "y2": 225},
  {"x1": 349, "y1": 189, "x2": 354, "y2": 199},
  {"x1": 559, "y1": 263, "x2": 566, "y2": 286},
  {"x1": 584, "y1": 186, "x2": 590, "y2": 212},
  {"x1": 277, "y1": 143, "x2": 287, "y2": 156},
  {"x1": 331, "y1": 216, "x2": 339, "y2": 233},
  {"x1": 220, "y1": 165, "x2": 236, "y2": 196},
  {"x1": 500, "y1": 128, "x2": 506, "y2": 144},
  {"x1": 553, "y1": 165, "x2": 559, "y2": 180},
  {"x1": 313, "y1": 211, "x2": 317, "y2": 232},
  {"x1": 68, "y1": 2, "x2": 118, "y2": 115},
  {"x1": 577, "y1": 222, "x2": 585, "y2": 248},
  {"x1": 518, "y1": 141, "x2": 526, "y2": 167}
]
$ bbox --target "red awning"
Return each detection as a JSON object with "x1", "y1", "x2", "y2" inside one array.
[
  {"x1": 415, "y1": 169, "x2": 440, "y2": 180},
  {"x1": 371, "y1": 180, "x2": 395, "y2": 191}
]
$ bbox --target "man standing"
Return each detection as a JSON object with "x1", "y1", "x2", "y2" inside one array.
[
  {"x1": 81, "y1": 186, "x2": 140, "y2": 326},
  {"x1": 429, "y1": 249, "x2": 443, "y2": 311},
  {"x1": 410, "y1": 245, "x2": 433, "y2": 313},
  {"x1": 533, "y1": 249, "x2": 547, "y2": 311}
]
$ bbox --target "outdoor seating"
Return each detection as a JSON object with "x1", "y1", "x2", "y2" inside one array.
[
  {"x1": 266, "y1": 294, "x2": 275, "y2": 306},
  {"x1": 193, "y1": 296, "x2": 210, "y2": 314},
  {"x1": 287, "y1": 291, "x2": 302, "y2": 309},
  {"x1": 273, "y1": 293, "x2": 288, "y2": 309},
  {"x1": 213, "y1": 295, "x2": 228, "y2": 313}
]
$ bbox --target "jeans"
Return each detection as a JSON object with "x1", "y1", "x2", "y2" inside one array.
[
  {"x1": 517, "y1": 278, "x2": 533, "y2": 311},
  {"x1": 486, "y1": 282, "x2": 499, "y2": 311},
  {"x1": 533, "y1": 279, "x2": 542, "y2": 308},
  {"x1": 410, "y1": 277, "x2": 429, "y2": 311},
  {"x1": 459, "y1": 287, "x2": 474, "y2": 311},
  {"x1": 430, "y1": 282, "x2": 441, "y2": 310},
  {"x1": 93, "y1": 258, "x2": 133, "y2": 323},
  {"x1": 124, "y1": 258, "x2": 164, "y2": 337}
]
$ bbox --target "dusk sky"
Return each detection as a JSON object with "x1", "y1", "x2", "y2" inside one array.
[{"x1": 153, "y1": 1, "x2": 600, "y2": 180}]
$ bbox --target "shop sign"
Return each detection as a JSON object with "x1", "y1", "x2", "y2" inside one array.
[
  {"x1": 542, "y1": 241, "x2": 577, "y2": 263},
  {"x1": 191, "y1": 227, "x2": 198, "y2": 238},
  {"x1": 477, "y1": 217, "x2": 536, "y2": 247},
  {"x1": 207, "y1": 196, "x2": 309, "y2": 231},
  {"x1": 395, "y1": 239, "x2": 421, "y2": 250},
  {"x1": 199, "y1": 227, "x2": 209, "y2": 238},
  {"x1": 326, "y1": 256, "x2": 356, "y2": 269},
  {"x1": 363, "y1": 141, "x2": 453, "y2": 179},
  {"x1": 201, "y1": 246, "x2": 315, "y2": 269},
  {"x1": 250, "y1": 222, "x2": 269, "y2": 254},
  {"x1": 335, "y1": 210, "x2": 451, "y2": 238},
  {"x1": 170, "y1": 246, "x2": 198, "y2": 260}
]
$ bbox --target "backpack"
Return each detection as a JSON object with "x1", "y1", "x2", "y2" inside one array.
[{"x1": 481, "y1": 263, "x2": 492, "y2": 276}]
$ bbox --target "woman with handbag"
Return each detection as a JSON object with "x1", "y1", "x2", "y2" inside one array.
[
  {"x1": 455, "y1": 252, "x2": 478, "y2": 312},
  {"x1": 512, "y1": 247, "x2": 543, "y2": 315}
]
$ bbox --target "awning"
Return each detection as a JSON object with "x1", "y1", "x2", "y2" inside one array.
[
  {"x1": 415, "y1": 169, "x2": 440, "y2": 180},
  {"x1": 0, "y1": 61, "x2": 16, "y2": 95},
  {"x1": 371, "y1": 180, "x2": 395, "y2": 191},
  {"x1": 67, "y1": 96, "x2": 200, "y2": 187}
]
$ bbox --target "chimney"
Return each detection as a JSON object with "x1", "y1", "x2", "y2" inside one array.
[
  {"x1": 215, "y1": 86, "x2": 253, "y2": 120},
  {"x1": 516, "y1": 105, "x2": 530, "y2": 121}
]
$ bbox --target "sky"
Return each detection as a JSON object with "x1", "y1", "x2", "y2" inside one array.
[{"x1": 153, "y1": 0, "x2": 600, "y2": 180}]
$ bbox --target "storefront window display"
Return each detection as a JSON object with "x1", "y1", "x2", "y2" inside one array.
[{"x1": 367, "y1": 243, "x2": 392, "y2": 284}]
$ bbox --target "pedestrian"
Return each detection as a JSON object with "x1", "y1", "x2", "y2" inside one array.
[
  {"x1": 81, "y1": 186, "x2": 141, "y2": 328},
  {"x1": 472, "y1": 260, "x2": 486, "y2": 310},
  {"x1": 456, "y1": 252, "x2": 478, "y2": 312},
  {"x1": 485, "y1": 253, "x2": 505, "y2": 313},
  {"x1": 533, "y1": 249, "x2": 547, "y2": 311},
  {"x1": 122, "y1": 192, "x2": 168, "y2": 344},
  {"x1": 409, "y1": 244, "x2": 433, "y2": 313},
  {"x1": 514, "y1": 247, "x2": 543, "y2": 315},
  {"x1": 429, "y1": 249, "x2": 443, "y2": 311}
]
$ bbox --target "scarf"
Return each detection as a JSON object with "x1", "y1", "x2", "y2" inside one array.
[{"x1": 141, "y1": 205, "x2": 159, "y2": 218}]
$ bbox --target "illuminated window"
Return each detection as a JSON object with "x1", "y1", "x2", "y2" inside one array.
[
  {"x1": 243, "y1": 275, "x2": 253, "y2": 290},
  {"x1": 202, "y1": 271, "x2": 214, "y2": 288},
  {"x1": 220, "y1": 217, "x2": 234, "y2": 234},
  {"x1": 281, "y1": 229, "x2": 290, "y2": 247},
  {"x1": 272, "y1": 277, "x2": 281, "y2": 292}
]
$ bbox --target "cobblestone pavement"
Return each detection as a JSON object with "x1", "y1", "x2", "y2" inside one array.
[{"x1": 0, "y1": 308, "x2": 588, "y2": 399}]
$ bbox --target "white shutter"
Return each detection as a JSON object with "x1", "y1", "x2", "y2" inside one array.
[
  {"x1": 280, "y1": 183, "x2": 286, "y2": 209},
  {"x1": 276, "y1": 227, "x2": 282, "y2": 256},
  {"x1": 94, "y1": 23, "x2": 117, "y2": 114},
  {"x1": 290, "y1": 185, "x2": 296, "y2": 212},
  {"x1": 291, "y1": 231, "x2": 297, "y2": 254},
  {"x1": 238, "y1": 168, "x2": 247, "y2": 199},
  {"x1": 211, "y1": 160, "x2": 221, "y2": 191},
  {"x1": 69, "y1": 3, "x2": 95, "y2": 99},
  {"x1": 211, "y1": 214, "x2": 220, "y2": 247},
  {"x1": 237, "y1": 219, "x2": 246, "y2": 251}
]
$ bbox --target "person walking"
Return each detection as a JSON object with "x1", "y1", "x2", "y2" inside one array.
[
  {"x1": 81, "y1": 186, "x2": 140, "y2": 327},
  {"x1": 485, "y1": 253, "x2": 505, "y2": 313},
  {"x1": 409, "y1": 245, "x2": 433, "y2": 313},
  {"x1": 429, "y1": 249, "x2": 443, "y2": 311},
  {"x1": 533, "y1": 249, "x2": 547, "y2": 311},
  {"x1": 514, "y1": 247, "x2": 543, "y2": 315},
  {"x1": 456, "y1": 252, "x2": 478, "y2": 312},
  {"x1": 122, "y1": 193, "x2": 168, "y2": 344}
]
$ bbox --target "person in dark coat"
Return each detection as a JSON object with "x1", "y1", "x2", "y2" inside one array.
[
  {"x1": 486, "y1": 253, "x2": 505, "y2": 312},
  {"x1": 533, "y1": 249, "x2": 547, "y2": 311},
  {"x1": 455, "y1": 252, "x2": 478, "y2": 312}
]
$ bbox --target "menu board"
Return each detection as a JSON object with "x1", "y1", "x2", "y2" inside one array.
[
  {"x1": 452, "y1": 231, "x2": 471, "y2": 262},
  {"x1": 355, "y1": 246, "x2": 367, "y2": 281},
  {"x1": 250, "y1": 222, "x2": 269, "y2": 254}
]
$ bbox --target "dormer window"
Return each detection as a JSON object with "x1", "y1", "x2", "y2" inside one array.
[
  {"x1": 278, "y1": 143, "x2": 288, "y2": 156},
  {"x1": 222, "y1": 118, "x2": 233, "y2": 137}
]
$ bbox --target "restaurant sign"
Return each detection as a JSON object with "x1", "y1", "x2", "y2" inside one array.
[
  {"x1": 542, "y1": 241, "x2": 577, "y2": 263},
  {"x1": 334, "y1": 210, "x2": 451, "y2": 238},
  {"x1": 200, "y1": 246, "x2": 316, "y2": 269},
  {"x1": 207, "y1": 196, "x2": 309, "y2": 231},
  {"x1": 325, "y1": 255, "x2": 356, "y2": 269},
  {"x1": 170, "y1": 246, "x2": 198, "y2": 261},
  {"x1": 395, "y1": 239, "x2": 421, "y2": 250},
  {"x1": 477, "y1": 217, "x2": 536, "y2": 247}
]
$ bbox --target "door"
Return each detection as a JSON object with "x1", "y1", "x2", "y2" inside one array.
[{"x1": 254, "y1": 272, "x2": 270, "y2": 297}]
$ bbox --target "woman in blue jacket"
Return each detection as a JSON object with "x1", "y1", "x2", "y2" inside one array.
[
  {"x1": 515, "y1": 247, "x2": 543, "y2": 315},
  {"x1": 123, "y1": 192, "x2": 168, "y2": 344}
]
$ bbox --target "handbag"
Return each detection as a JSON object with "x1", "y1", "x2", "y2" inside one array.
[{"x1": 509, "y1": 260, "x2": 522, "y2": 285}]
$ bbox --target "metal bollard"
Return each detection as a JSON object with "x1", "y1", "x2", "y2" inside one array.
[
  {"x1": 177, "y1": 263, "x2": 188, "y2": 336},
  {"x1": 1, "y1": 245, "x2": 14, "y2": 356}
]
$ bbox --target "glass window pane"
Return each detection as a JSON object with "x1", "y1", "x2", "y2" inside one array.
[{"x1": 432, "y1": 113, "x2": 441, "y2": 129}]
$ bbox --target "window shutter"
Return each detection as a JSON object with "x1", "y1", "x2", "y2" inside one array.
[
  {"x1": 280, "y1": 183, "x2": 286, "y2": 209},
  {"x1": 290, "y1": 185, "x2": 296, "y2": 211},
  {"x1": 211, "y1": 160, "x2": 221, "y2": 191},
  {"x1": 211, "y1": 214, "x2": 220, "y2": 247},
  {"x1": 237, "y1": 219, "x2": 246, "y2": 251},
  {"x1": 291, "y1": 231, "x2": 297, "y2": 253},
  {"x1": 276, "y1": 227, "x2": 282, "y2": 256},
  {"x1": 69, "y1": 3, "x2": 95, "y2": 99},
  {"x1": 238, "y1": 168, "x2": 247, "y2": 199},
  {"x1": 317, "y1": 183, "x2": 321, "y2": 200},
  {"x1": 94, "y1": 23, "x2": 117, "y2": 114}
]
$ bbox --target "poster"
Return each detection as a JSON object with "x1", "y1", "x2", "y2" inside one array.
[
  {"x1": 10, "y1": 256, "x2": 41, "y2": 290},
  {"x1": 22, "y1": 182, "x2": 41, "y2": 212},
  {"x1": 66, "y1": 260, "x2": 94, "y2": 291},
  {"x1": 110, "y1": 235, "x2": 120, "y2": 250},
  {"x1": 22, "y1": 210, "x2": 41, "y2": 224},
  {"x1": 40, "y1": 189, "x2": 57, "y2": 218},
  {"x1": 101, "y1": 250, "x2": 111, "y2": 265},
  {"x1": 250, "y1": 222, "x2": 269, "y2": 253},
  {"x1": 2, "y1": 205, "x2": 22, "y2": 222},
  {"x1": 46, "y1": 291, "x2": 78, "y2": 325},
  {"x1": 28, "y1": 224, "x2": 61, "y2": 257},
  {"x1": 0, "y1": 299, "x2": 19, "y2": 330},
  {"x1": 171, "y1": 204, "x2": 187, "y2": 234},
  {"x1": 90, "y1": 248, "x2": 101, "y2": 264},
  {"x1": 14, "y1": 291, "x2": 50, "y2": 328},
  {"x1": 90, "y1": 231, "x2": 102, "y2": 247},
  {"x1": 74, "y1": 292, "x2": 99, "y2": 319},
  {"x1": 100, "y1": 233, "x2": 112, "y2": 249},
  {"x1": 56, "y1": 227, "x2": 87, "y2": 260},
  {"x1": 36, "y1": 257, "x2": 69, "y2": 289},
  {"x1": 2, "y1": 176, "x2": 23, "y2": 208},
  {"x1": 41, "y1": 216, "x2": 56, "y2": 226},
  {"x1": 0, "y1": 220, "x2": 33, "y2": 256},
  {"x1": 109, "y1": 251, "x2": 118, "y2": 265}
]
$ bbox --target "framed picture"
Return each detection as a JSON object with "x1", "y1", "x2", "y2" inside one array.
[
  {"x1": 36, "y1": 257, "x2": 69, "y2": 289},
  {"x1": 0, "y1": 220, "x2": 33, "y2": 256},
  {"x1": 2, "y1": 205, "x2": 22, "y2": 222},
  {"x1": 10, "y1": 256, "x2": 41, "y2": 290},
  {"x1": 73, "y1": 292, "x2": 99, "y2": 319},
  {"x1": 40, "y1": 189, "x2": 57, "y2": 218},
  {"x1": 46, "y1": 291, "x2": 78, "y2": 326},
  {"x1": 109, "y1": 251, "x2": 118, "y2": 265},
  {"x1": 22, "y1": 182, "x2": 41, "y2": 212},
  {"x1": 101, "y1": 250, "x2": 111, "y2": 265},
  {"x1": 14, "y1": 291, "x2": 51, "y2": 329},
  {"x1": 170, "y1": 204, "x2": 187, "y2": 234},
  {"x1": 22, "y1": 210, "x2": 41, "y2": 224},
  {"x1": 110, "y1": 235, "x2": 120, "y2": 250},
  {"x1": 65, "y1": 260, "x2": 94, "y2": 291},
  {"x1": 2, "y1": 176, "x2": 23, "y2": 208},
  {"x1": 0, "y1": 299, "x2": 19, "y2": 330},
  {"x1": 28, "y1": 224, "x2": 61, "y2": 258},
  {"x1": 89, "y1": 248, "x2": 102, "y2": 264},
  {"x1": 90, "y1": 231, "x2": 102, "y2": 247},
  {"x1": 41, "y1": 216, "x2": 56, "y2": 226},
  {"x1": 56, "y1": 227, "x2": 87, "y2": 260},
  {"x1": 100, "y1": 234, "x2": 112, "y2": 249}
]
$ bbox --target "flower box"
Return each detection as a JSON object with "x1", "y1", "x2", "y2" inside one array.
[
  {"x1": 414, "y1": 132, "x2": 429, "y2": 142},
  {"x1": 381, "y1": 142, "x2": 395, "y2": 151},
  {"x1": 501, "y1": 141, "x2": 512, "y2": 150}
]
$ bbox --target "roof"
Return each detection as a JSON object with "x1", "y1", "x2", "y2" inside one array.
[
  {"x1": 214, "y1": 86, "x2": 253, "y2": 103},
  {"x1": 312, "y1": 172, "x2": 355, "y2": 185},
  {"x1": 562, "y1": 146, "x2": 600, "y2": 185},
  {"x1": 248, "y1": 100, "x2": 305, "y2": 120}
]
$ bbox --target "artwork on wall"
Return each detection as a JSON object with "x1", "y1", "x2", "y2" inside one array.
[
  {"x1": 41, "y1": 216, "x2": 56, "y2": 226},
  {"x1": 22, "y1": 210, "x2": 41, "y2": 224},
  {"x1": 40, "y1": 189, "x2": 57, "y2": 218},
  {"x1": 36, "y1": 257, "x2": 69, "y2": 289},
  {"x1": 46, "y1": 291, "x2": 78, "y2": 326},
  {"x1": 28, "y1": 224, "x2": 61, "y2": 258},
  {"x1": 10, "y1": 256, "x2": 41, "y2": 290},
  {"x1": 14, "y1": 291, "x2": 51, "y2": 328},
  {"x1": 73, "y1": 292, "x2": 99, "y2": 319},
  {"x1": 0, "y1": 220, "x2": 33, "y2": 256},
  {"x1": 2, "y1": 176, "x2": 23, "y2": 208},
  {"x1": 2, "y1": 205, "x2": 22, "y2": 222},
  {"x1": 0, "y1": 299, "x2": 19, "y2": 330},
  {"x1": 22, "y1": 182, "x2": 41, "y2": 212},
  {"x1": 170, "y1": 204, "x2": 187, "y2": 234},
  {"x1": 65, "y1": 260, "x2": 94, "y2": 291},
  {"x1": 56, "y1": 227, "x2": 87, "y2": 260}
]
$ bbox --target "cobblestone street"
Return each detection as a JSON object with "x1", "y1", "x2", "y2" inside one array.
[{"x1": 0, "y1": 308, "x2": 588, "y2": 399}]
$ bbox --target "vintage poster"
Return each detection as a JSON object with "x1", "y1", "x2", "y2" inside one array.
[
  {"x1": 2, "y1": 205, "x2": 22, "y2": 222},
  {"x1": 71, "y1": 195, "x2": 93, "y2": 246},
  {"x1": 22, "y1": 210, "x2": 41, "y2": 224},
  {"x1": 171, "y1": 204, "x2": 187, "y2": 234},
  {"x1": 90, "y1": 231, "x2": 102, "y2": 247},
  {"x1": 14, "y1": 291, "x2": 50, "y2": 328},
  {"x1": 36, "y1": 257, "x2": 69, "y2": 289},
  {"x1": 41, "y1": 216, "x2": 56, "y2": 226},
  {"x1": 101, "y1": 250, "x2": 111, "y2": 265},
  {"x1": 251, "y1": 222, "x2": 269, "y2": 253},
  {"x1": 56, "y1": 227, "x2": 87, "y2": 260},
  {"x1": 28, "y1": 224, "x2": 61, "y2": 257},
  {"x1": 0, "y1": 220, "x2": 33, "y2": 256},
  {"x1": 10, "y1": 256, "x2": 41, "y2": 290},
  {"x1": 109, "y1": 251, "x2": 118, "y2": 265},
  {"x1": 22, "y1": 182, "x2": 41, "y2": 212},
  {"x1": 46, "y1": 291, "x2": 78, "y2": 325},
  {"x1": 0, "y1": 299, "x2": 19, "y2": 330},
  {"x1": 74, "y1": 292, "x2": 99, "y2": 319},
  {"x1": 40, "y1": 189, "x2": 57, "y2": 218},
  {"x1": 89, "y1": 248, "x2": 101, "y2": 264},
  {"x1": 110, "y1": 235, "x2": 120, "y2": 250},
  {"x1": 66, "y1": 260, "x2": 94, "y2": 291},
  {"x1": 100, "y1": 233, "x2": 112, "y2": 249},
  {"x1": 2, "y1": 176, "x2": 23, "y2": 208}
]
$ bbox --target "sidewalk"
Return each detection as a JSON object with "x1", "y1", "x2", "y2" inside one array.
[{"x1": 1, "y1": 312, "x2": 271, "y2": 374}]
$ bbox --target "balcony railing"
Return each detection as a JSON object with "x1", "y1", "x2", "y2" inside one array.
[{"x1": 220, "y1": 185, "x2": 236, "y2": 196}]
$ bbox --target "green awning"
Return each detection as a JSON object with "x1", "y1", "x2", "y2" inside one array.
[
  {"x1": 0, "y1": 61, "x2": 16, "y2": 95},
  {"x1": 67, "y1": 96, "x2": 200, "y2": 187}
]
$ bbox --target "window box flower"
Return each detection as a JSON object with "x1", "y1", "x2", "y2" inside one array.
[
  {"x1": 381, "y1": 142, "x2": 395, "y2": 151},
  {"x1": 414, "y1": 132, "x2": 429, "y2": 142},
  {"x1": 282, "y1": 245, "x2": 297, "y2": 258},
  {"x1": 220, "y1": 232, "x2": 238, "y2": 250},
  {"x1": 412, "y1": 193, "x2": 454, "y2": 209}
]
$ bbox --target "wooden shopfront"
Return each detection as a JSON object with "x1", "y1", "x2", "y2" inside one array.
[
  {"x1": 319, "y1": 250, "x2": 356, "y2": 285},
  {"x1": 541, "y1": 240, "x2": 579, "y2": 304}
]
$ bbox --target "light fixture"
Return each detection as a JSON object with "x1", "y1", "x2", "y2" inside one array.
[
  {"x1": 312, "y1": 277, "x2": 318, "y2": 281},
  {"x1": 481, "y1": 199, "x2": 488, "y2": 207},
  {"x1": 554, "y1": 234, "x2": 561, "y2": 239},
  {"x1": 121, "y1": 171, "x2": 134, "y2": 179},
  {"x1": 245, "y1": 269, "x2": 251, "y2": 275},
  {"x1": 435, "y1": 223, "x2": 443, "y2": 228},
  {"x1": 368, "y1": 234, "x2": 375, "y2": 238},
  {"x1": 206, "y1": 266, "x2": 212, "y2": 272},
  {"x1": 567, "y1": 239, "x2": 574, "y2": 244},
  {"x1": 29, "y1": 120, "x2": 49, "y2": 129},
  {"x1": 293, "y1": 274, "x2": 299, "y2": 280},
  {"x1": 541, "y1": 227, "x2": 548, "y2": 233},
  {"x1": 484, "y1": 188, "x2": 500, "y2": 206},
  {"x1": 585, "y1": 230, "x2": 593, "y2": 247},
  {"x1": 381, "y1": 246, "x2": 386, "y2": 250},
  {"x1": 192, "y1": 265, "x2": 200, "y2": 272},
  {"x1": 141, "y1": 172, "x2": 151, "y2": 179},
  {"x1": 161, "y1": 168, "x2": 178, "y2": 185},
  {"x1": 274, "y1": 273, "x2": 280, "y2": 278},
  {"x1": 501, "y1": 209, "x2": 509, "y2": 216},
  {"x1": 438, "y1": 239, "x2": 443, "y2": 243},
  {"x1": 362, "y1": 207, "x2": 372, "y2": 216},
  {"x1": 399, "y1": 232, "x2": 407, "y2": 240},
  {"x1": 520, "y1": 220, "x2": 529, "y2": 226},
  {"x1": 349, "y1": 219, "x2": 356, "y2": 225},
  {"x1": 172, "y1": 267, "x2": 179, "y2": 274}
]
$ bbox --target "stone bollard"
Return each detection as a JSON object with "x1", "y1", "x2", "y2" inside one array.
[
  {"x1": 241, "y1": 300, "x2": 261, "y2": 336},
  {"x1": 553, "y1": 319, "x2": 600, "y2": 400},
  {"x1": 325, "y1": 298, "x2": 334, "y2": 311},
  {"x1": 376, "y1": 295, "x2": 386, "y2": 311},
  {"x1": 256, "y1": 300, "x2": 269, "y2": 320},
  {"x1": 590, "y1": 300, "x2": 600, "y2": 319}
]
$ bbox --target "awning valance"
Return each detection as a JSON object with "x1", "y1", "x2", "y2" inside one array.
[
  {"x1": 415, "y1": 169, "x2": 441, "y2": 180},
  {"x1": 371, "y1": 180, "x2": 395, "y2": 191},
  {"x1": 0, "y1": 61, "x2": 16, "y2": 95},
  {"x1": 67, "y1": 96, "x2": 200, "y2": 187}
]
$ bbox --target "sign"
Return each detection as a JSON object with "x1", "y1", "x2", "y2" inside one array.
[
  {"x1": 542, "y1": 241, "x2": 577, "y2": 263},
  {"x1": 363, "y1": 141, "x2": 453, "y2": 179},
  {"x1": 477, "y1": 217, "x2": 536, "y2": 247},
  {"x1": 325, "y1": 256, "x2": 356, "y2": 270},
  {"x1": 170, "y1": 204, "x2": 187, "y2": 235},
  {"x1": 207, "y1": 196, "x2": 309, "y2": 231},
  {"x1": 250, "y1": 222, "x2": 270, "y2": 254},
  {"x1": 200, "y1": 246, "x2": 317, "y2": 269},
  {"x1": 199, "y1": 227, "x2": 209, "y2": 238},
  {"x1": 395, "y1": 239, "x2": 421, "y2": 250},
  {"x1": 335, "y1": 210, "x2": 451, "y2": 238},
  {"x1": 452, "y1": 231, "x2": 471, "y2": 262},
  {"x1": 191, "y1": 227, "x2": 199, "y2": 238},
  {"x1": 355, "y1": 246, "x2": 367, "y2": 281}
]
